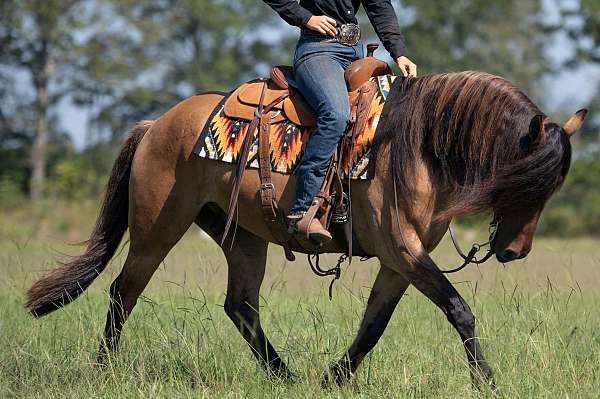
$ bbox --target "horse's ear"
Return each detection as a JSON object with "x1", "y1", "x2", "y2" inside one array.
[
  {"x1": 527, "y1": 114, "x2": 545, "y2": 148},
  {"x1": 563, "y1": 109, "x2": 588, "y2": 137}
]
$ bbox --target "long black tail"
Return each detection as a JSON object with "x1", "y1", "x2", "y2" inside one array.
[{"x1": 25, "y1": 120, "x2": 155, "y2": 317}]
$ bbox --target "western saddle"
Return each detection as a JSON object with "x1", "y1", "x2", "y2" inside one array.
[{"x1": 221, "y1": 43, "x2": 392, "y2": 261}]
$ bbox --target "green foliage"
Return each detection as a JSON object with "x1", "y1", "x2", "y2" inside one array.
[
  {"x1": 0, "y1": 123, "x2": 74, "y2": 201},
  {"x1": 541, "y1": 151, "x2": 600, "y2": 237},
  {"x1": 1, "y1": 0, "x2": 599, "y2": 238},
  {"x1": 562, "y1": 0, "x2": 600, "y2": 139},
  {"x1": 0, "y1": 176, "x2": 24, "y2": 208},
  {"x1": 0, "y1": 0, "x2": 105, "y2": 199},
  {"x1": 359, "y1": 0, "x2": 551, "y2": 97},
  {"x1": 48, "y1": 155, "x2": 101, "y2": 200},
  {"x1": 90, "y1": 0, "x2": 294, "y2": 137}
]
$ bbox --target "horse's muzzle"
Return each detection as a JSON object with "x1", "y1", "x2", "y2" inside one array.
[{"x1": 496, "y1": 248, "x2": 529, "y2": 263}]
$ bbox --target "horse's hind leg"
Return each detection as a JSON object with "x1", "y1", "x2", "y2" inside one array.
[
  {"x1": 99, "y1": 233, "x2": 195, "y2": 361},
  {"x1": 99, "y1": 167, "x2": 202, "y2": 361},
  {"x1": 99, "y1": 206, "x2": 200, "y2": 361},
  {"x1": 196, "y1": 206, "x2": 291, "y2": 378},
  {"x1": 325, "y1": 264, "x2": 410, "y2": 385}
]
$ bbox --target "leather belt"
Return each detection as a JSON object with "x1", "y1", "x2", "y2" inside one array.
[
  {"x1": 326, "y1": 23, "x2": 361, "y2": 46},
  {"x1": 301, "y1": 23, "x2": 361, "y2": 46}
]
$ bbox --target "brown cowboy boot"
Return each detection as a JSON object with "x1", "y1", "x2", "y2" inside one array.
[
  {"x1": 288, "y1": 213, "x2": 332, "y2": 243},
  {"x1": 304, "y1": 218, "x2": 333, "y2": 243}
]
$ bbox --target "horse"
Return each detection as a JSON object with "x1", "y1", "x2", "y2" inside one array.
[{"x1": 25, "y1": 71, "x2": 587, "y2": 388}]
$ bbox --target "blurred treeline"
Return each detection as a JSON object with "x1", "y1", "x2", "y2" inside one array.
[{"x1": 0, "y1": 0, "x2": 599, "y2": 237}]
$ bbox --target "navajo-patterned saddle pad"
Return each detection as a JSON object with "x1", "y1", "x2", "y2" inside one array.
[{"x1": 194, "y1": 75, "x2": 397, "y2": 180}]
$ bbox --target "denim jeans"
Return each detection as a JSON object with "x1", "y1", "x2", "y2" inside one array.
[{"x1": 289, "y1": 33, "x2": 364, "y2": 214}]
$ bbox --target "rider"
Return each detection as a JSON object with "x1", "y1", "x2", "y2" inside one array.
[{"x1": 263, "y1": 0, "x2": 417, "y2": 242}]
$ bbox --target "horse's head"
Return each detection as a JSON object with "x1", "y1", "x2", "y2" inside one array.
[{"x1": 493, "y1": 110, "x2": 587, "y2": 262}]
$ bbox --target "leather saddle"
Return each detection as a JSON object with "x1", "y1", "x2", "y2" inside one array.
[
  {"x1": 223, "y1": 44, "x2": 392, "y2": 128},
  {"x1": 221, "y1": 43, "x2": 392, "y2": 260}
]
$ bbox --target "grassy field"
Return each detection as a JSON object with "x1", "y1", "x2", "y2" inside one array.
[{"x1": 1, "y1": 201, "x2": 599, "y2": 398}]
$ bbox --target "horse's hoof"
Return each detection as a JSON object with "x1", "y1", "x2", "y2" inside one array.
[
  {"x1": 321, "y1": 364, "x2": 353, "y2": 387},
  {"x1": 471, "y1": 368, "x2": 497, "y2": 393},
  {"x1": 93, "y1": 355, "x2": 109, "y2": 369},
  {"x1": 268, "y1": 367, "x2": 297, "y2": 383}
]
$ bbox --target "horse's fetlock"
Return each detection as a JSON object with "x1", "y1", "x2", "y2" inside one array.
[
  {"x1": 223, "y1": 300, "x2": 239, "y2": 319},
  {"x1": 322, "y1": 361, "x2": 354, "y2": 387}
]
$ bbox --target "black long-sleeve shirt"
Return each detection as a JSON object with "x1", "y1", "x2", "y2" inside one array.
[{"x1": 263, "y1": 0, "x2": 406, "y2": 59}]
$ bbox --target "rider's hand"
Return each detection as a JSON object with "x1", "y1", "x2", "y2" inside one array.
[
  {"x1": 305, "y1": 15, "x2": 337, "y2": 37},
  {"x1": 396, "y1": 56, "x2": 417, "y2": 77}
]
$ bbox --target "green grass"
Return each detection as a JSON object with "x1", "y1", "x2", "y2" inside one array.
[
  {"x1": 1, "y1": 201, "x2": 599, "y2": 397},
  {"x1": 1, "y1": 288, "x2": 598, "y2": 398}
]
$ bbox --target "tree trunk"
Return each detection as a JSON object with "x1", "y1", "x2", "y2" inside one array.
[{"x1": 30, "y1": 51, "x2": 50, "y2": 201}]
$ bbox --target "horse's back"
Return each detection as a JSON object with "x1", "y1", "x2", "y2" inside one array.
[{"x1": 134, "y1": 92, "x2": 226, "y2": 165}]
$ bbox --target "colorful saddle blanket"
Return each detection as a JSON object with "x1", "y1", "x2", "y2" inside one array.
[{"x1": 194, "y1": 75, "x2": 397, "y2": 180}]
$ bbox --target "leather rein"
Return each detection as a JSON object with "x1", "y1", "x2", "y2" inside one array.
[
  {"x1": 443, "y1": 217, "x2": 501, "y2": 273},
  {"x1": 392, "y1": 176, "x2": 500, "y2": 275}
]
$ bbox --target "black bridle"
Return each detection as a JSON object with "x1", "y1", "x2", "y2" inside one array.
[
  {"x1": 310, "y1": 189, "x2": 503, "y2": 300},
  {"x1": 441, "y1": 216, "x2": 501, "y2": 274}
]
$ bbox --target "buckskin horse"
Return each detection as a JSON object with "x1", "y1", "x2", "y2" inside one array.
[{"x1": 26, "y1": 70, "x2": 586, "y2": 388}]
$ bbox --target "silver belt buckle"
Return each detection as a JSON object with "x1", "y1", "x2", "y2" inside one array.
[{"x1": 336, "y1": 23, "x2": 361, "y2": 46}]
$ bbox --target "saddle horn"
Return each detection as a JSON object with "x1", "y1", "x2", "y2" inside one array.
[{"x1": 366, "y1": 43, "x2": 379, "y2": 57}]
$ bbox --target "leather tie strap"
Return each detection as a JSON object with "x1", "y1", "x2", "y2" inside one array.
[
  {"x1": 257, "y1": 110, "x2": 296, "y2": 261},
  {"x1": 259, "y1": 113, "x2": 276, "y2": 221},
  {"x1": 221, "y1": 82, "x2": 289, "y2": 247},
  {"x1": 222, "y1": 80, "x2": 266, "y2": 240}
]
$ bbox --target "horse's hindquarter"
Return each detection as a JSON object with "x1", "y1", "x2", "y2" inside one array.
[
  {"x1": 133, "y1": 93, "x2": 226, "y2": 182},
  {"x1": 129, "y1": 91, "x2": 293, "y2": 243},
  {"x1": 129, "y1": 93, "x2": 226, "y2": 235}
]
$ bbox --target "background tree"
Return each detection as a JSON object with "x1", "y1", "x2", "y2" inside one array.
[
  {"x1": 0, "y1": 0, "x2": 161, "y2": 200},
  {"x1": 89, "y1": 0, "x2": 294, "y2": 138},
  {"x1": 0, "y1": 1, "x2": 84, "y2": 200},
  {"x1": 562, "y1": 0, "x2": 600, "y2": 140},
  {"x1": 360, "y1": 0, "x2": 551, "y2": 98}
]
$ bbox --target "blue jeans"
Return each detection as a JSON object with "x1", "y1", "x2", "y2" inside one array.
[{"x1": 290, "y1": 33, "x2": 364, "y2": 214}]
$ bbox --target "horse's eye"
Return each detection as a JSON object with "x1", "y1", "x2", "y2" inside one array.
[{"x1": 519, "y1": 135, "x2": 532, "y2": 152}]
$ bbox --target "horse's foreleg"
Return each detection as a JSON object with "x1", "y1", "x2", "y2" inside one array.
[
  {"x1": 402, "y1": 258, "x2": 495, "y2": 389},
  {"x1": 325, "y1": 264, "x2": 410, "y2": 385},
  {"x1": 195, "y1": 207, "x2": 292, "y2": 379},
  {"x1": 98, "y1": 208, "x2": 200, "y2": 362}
]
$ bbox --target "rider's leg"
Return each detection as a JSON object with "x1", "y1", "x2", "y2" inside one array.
[{"x1": 290, "y1": 39, "x2": 363, "y2": 239}]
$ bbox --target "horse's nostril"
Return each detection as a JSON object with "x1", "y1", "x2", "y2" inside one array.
[{"x1": 500, "y1": 249, "x2": 518, "y2": 262}]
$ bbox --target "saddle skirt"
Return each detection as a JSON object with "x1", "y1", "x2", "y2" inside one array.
[{"x1": 194, "y1": 74, "x2": 398, "y2": 180}]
